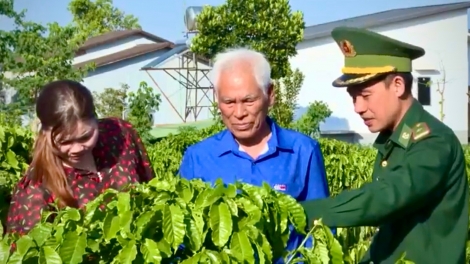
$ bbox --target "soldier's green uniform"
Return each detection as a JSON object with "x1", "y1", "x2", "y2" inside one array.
[{"x1": 301, "y1": 27, "x2": 469, "y2": 264}]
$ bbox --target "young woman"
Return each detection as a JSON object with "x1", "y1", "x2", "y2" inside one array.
[{"x1": 6, "y1": 80, "x2": 155, "y2": 235}]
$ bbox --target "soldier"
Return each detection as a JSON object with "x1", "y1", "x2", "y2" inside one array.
[{"x1": 301, "y1": 26, "x2": 468, "y2": 264}]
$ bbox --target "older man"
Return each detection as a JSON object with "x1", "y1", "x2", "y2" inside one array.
[
  {"x1": 302, "y1": 27, "x2": 468, "y2": 263},
  {"x1": 178, "y1": 48, "x2": 331, "y2": 259}
]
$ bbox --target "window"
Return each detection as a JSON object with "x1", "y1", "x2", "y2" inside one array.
[{"x1": 417, "y1": 77, "x2": 431, "y2": 106}]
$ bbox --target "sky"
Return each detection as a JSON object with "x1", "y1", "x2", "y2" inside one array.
[{"x1": 1, "y1": 0, "x2": 469, "y2": 42}]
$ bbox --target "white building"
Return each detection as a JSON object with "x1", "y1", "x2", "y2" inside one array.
[
  {"x1": 1, "y1": 29, "x2": 214, "y2": 134},
  {"x1": 73, "y1": 30, "x2": 213, "y2": 129},
  {"x1": 292, "y1": 2, "x2": 470, "y2": 144}
]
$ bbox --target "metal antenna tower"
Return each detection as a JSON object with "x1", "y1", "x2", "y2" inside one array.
[{"x1": 141, "y1": 6, "x2": 214, "y2": 123}]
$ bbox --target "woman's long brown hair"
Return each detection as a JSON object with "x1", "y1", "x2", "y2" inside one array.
[{"x1": 30, "y1": 80, "x2": 96, "y2": 208}]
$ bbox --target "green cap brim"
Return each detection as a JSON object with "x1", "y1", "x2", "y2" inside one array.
[{"x1": 332, "y1": 73, "x2": 389, "y2": 88}]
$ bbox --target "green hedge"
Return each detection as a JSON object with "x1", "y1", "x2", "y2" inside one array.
[{"x1": 0, "y1": 124, "x2": 468, "y2": 263}]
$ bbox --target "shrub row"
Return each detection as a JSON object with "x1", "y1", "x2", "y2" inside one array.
[{"x1": 0, "y1": 124, "x2": 468, "y2": 263}]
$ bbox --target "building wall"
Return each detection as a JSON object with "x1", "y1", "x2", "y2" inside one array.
[
  {"x1": 82, "y1": 50, "x2": 214, "y2": 125},
  {"x1": 292, "y1": 10, "x2": 469, "y2": 144},
  {"x1": 468, "y1": 37, "x2": 470, "y2": 86}
]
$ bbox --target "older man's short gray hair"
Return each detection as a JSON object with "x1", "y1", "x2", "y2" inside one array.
[{"x1": 210, "y1": 48, "x2": 272, "y2": 95}]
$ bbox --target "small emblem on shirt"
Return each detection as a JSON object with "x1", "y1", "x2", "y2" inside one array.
[{"x1": 273, "y1": 184, "x2": 287, "y2": 191}]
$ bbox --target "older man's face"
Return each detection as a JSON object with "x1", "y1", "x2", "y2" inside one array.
[{"x1": 216, "y1": 64, "x2": 274, "y2": 140}]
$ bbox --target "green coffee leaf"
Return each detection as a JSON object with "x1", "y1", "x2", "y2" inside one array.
[{"x1": 209, "y1": 202, "x2": 232, "y2": 248}]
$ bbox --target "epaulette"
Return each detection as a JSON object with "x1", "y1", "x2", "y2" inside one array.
[{"x1": 411, "y1": 122, "x2": 431, "y2": 141}]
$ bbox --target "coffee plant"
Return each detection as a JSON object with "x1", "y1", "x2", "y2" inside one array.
[
  {"x1": 0, "y1": 177, "x2": 345, "y2": 263},
  {"x1": 0, "y1": 124, "x2": 33, "y2": 228},
  {"x1": 0, "y1": 121, "x2": 468, "y2": 263}
]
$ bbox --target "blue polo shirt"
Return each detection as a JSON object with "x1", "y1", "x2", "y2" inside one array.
[{"x1": 178, "y1": 118, "x2": 330, "y2": 260}]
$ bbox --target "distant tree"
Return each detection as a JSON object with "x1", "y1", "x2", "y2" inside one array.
[
  {"x1": 293, "y1": 101, "x2": 332, "y2": 138},
  {"x1": 0, "y1": 0, "x2": 141, "y2": 121},
  {"x1": 68, "y1": 0, "x2": 141, "y2": 42},
  {"x1": 93, "y1": 83, "x2": 129, "y2": 119},
  {"x1": 269, "y1": 69, "x2": 304, "y2": 128},
  {"x1": 127, "y1": 81, "x2": 162, "y2": 144},
  {"x1": 0, "y1": 1, "x2": 90, "y2": 119},
  {"x1": 0, "y1": 0, "x2": 23, "y2": 66},
  {"x1": 0, "y1": 0, "x2": 24, "y2": 126},
  {"x1": 190, "y1": 0, "x2": 307, "y2": 128},
  {"x1": 190, "y1": 0, "x2": 304, "y2": 79}
]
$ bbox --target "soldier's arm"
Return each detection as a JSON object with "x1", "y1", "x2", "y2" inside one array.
[{"x1": 301, "y1": 134, "x2": 454, "y2": 228}]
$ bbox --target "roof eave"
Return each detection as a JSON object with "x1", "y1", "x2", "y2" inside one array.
[{"x1": 303, "y1": 2, "x2": 470, "y2": 41}]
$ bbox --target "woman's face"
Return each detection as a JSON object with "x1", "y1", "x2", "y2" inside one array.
[{"x1": 54, "y1": 119, "x2": 99, "y2": 164}]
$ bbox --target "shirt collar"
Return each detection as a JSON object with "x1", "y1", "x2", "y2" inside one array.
[
  {"x1": 374, "y1": 99, "x2": 424, "y2": 153},
  {"x1": 216, "y1": 117, "x2": 293, "y2": 156}
]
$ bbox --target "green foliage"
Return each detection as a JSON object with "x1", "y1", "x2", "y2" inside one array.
[
  {"x1": 0, "y1": 0, "x2": 24, "y2": 63},
  {"x1": 68, "y1": 0, "x2": 141, "y2": 42},
  {"x1": 269, "y1": 68, "x2": 304, "y2": 128},
  {"x1": 147, "y1": 133, "x2": 469, "y2": 263},
  {"x1": 149, "y1": 125, "x2": 223, "y2": 179},
  {"x1": 0, "y1": 124, "x2": 33, "y2": 229},
  {"x1": 316, "y1": 139, "x2": 377, "y2": 263},
  {"x1": 2, "y1": 118, "x2": 470, "y2": 262},
  {"x1": 1, "y1": 19, "x2": 89, "y2": 117},
  {"x1": 0, "y1": 110, "x2": 22, "y2": 127},
  {"x1": 92, "y1": 81, "x2": 162, "y2": 144},
  {"x1": 0, "y1": 0, "x2": 140, "y2": 119},
  {"x1": 190, "y1": 0, "x2": 316, "y2": 135},
  {"x1": 0, "y1": 177, "x2": 330, "y2": 263},
  {"x1": 293, "y1": 101, "x2": 333, "y2": 138},
  {"x1": 93, "y1": 83, "x2": 129, "y2": 119},
  {"x1": 190, "y1": 0, "x2": 305, "y2": 79},
  {"x1": 127, "y1": 81, "x2": 162, "y2": 145}
]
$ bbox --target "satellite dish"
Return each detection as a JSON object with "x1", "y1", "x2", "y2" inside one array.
[{"x1": 184, "y1": 6, "x2": 203, "y2": 32}]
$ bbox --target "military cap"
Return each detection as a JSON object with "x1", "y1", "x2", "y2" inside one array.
[{"x1": 331, "y1": 26, "x2": 425, "y2": 87}]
